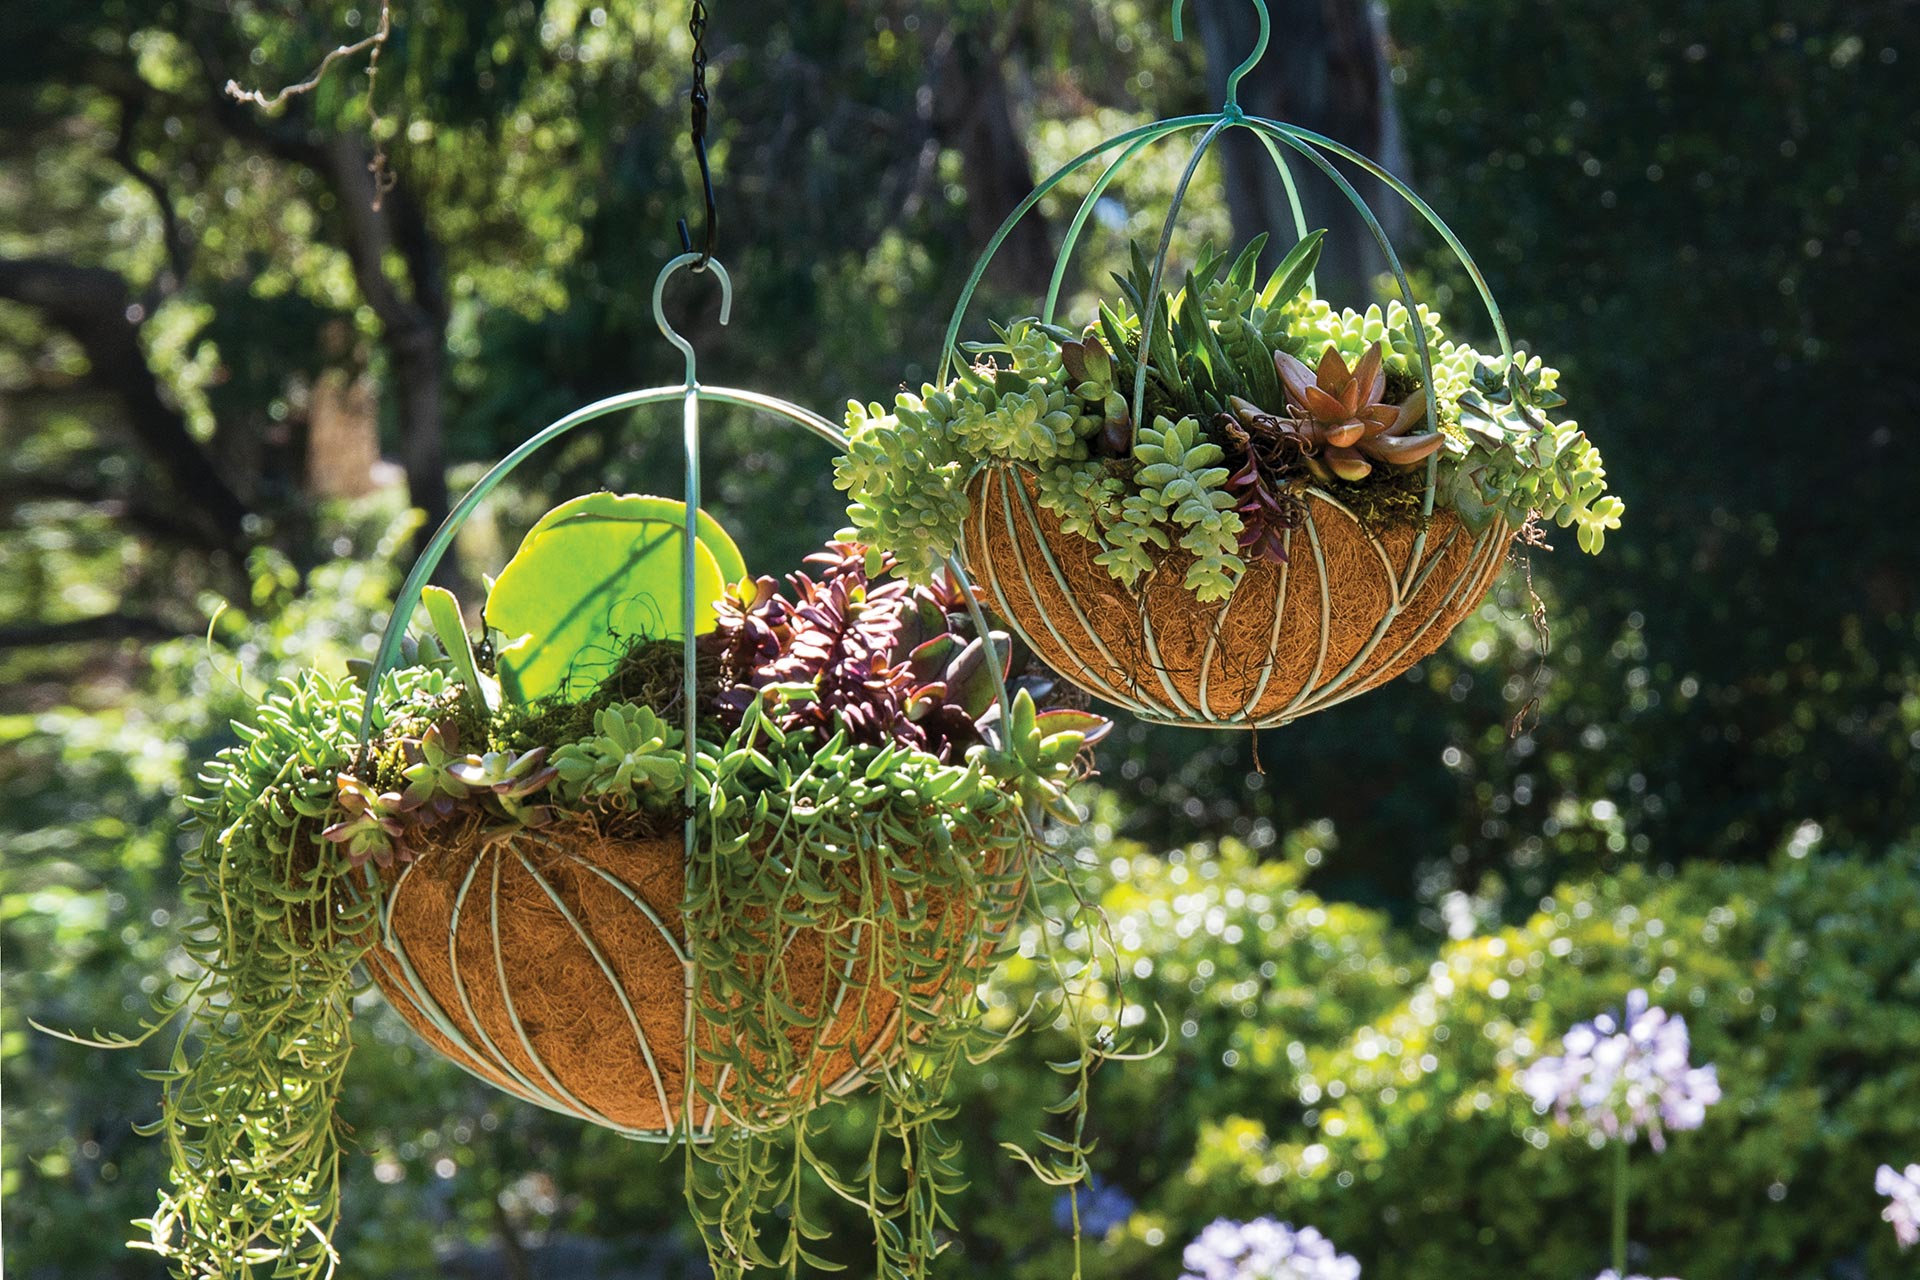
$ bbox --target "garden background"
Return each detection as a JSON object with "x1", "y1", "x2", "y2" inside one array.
[{"x1": 3, "y1": 0, "x2": 1917, "y2": 1276}]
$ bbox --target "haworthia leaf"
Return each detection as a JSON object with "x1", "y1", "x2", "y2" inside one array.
[{"x1": 420, "y1": 585, "x2": 494, "y2": 719}]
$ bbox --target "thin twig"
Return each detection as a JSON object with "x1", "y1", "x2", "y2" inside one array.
[
  {"x1": 225, "y1": 2, "x2": 395, "y2": 209},
  {"x1": 224, "y1": 3, "x2": 391, "y2": 112}
]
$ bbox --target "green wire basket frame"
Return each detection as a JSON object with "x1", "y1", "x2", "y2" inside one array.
[
  {"x1": 941, "y1": 0, "x2": 1519, "y2": 730},
  {"x1": 352, "y1": 253, "x2": 1016, "y2": 1140}
]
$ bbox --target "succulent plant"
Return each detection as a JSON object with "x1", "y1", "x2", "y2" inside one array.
[
  {"x1": 1096, "y1": 415, "x2": 1244, "y2": 601},
  {"x1": 1249, "y1": 341, "x2": 1444, "y2": 485},
  {"x1": 1446, "y1": 353, "x2": 1625, "y2": 551},
  {"x1": 323, "y1": 726, "x2": 565, "y2": 865},
  {"x1": 550, "y1": 704, "x2": 695, "y2": 811},
  {"x1": 707, "y1": 543, "x2": 914, "y2": 746},
  {"x1": 320, "y1": 775, "x2": 412, "y2": 868},
  {"x1": 396, "y1": 721, "x2": 473, "y2": 817},
  {"x1": 448, "y1": 747, "x2": 560, "y2": 831},
  {"x1": 1272, "y1": 294, "x2": 1444, "y2": 377},
  {"x1": 841, "y1": 231, "x2": 1620, "y2": 609},
  {"x1": 1035, "y1": 460, "x2": 1127, "y2": 543},
  {"x1": 1219, "y1": 413, "x2": 1304, "y2": 566},
  {"x1": 979, "y1": 688, "x2": 1111, "y2": 824},
  {"x1": 1058, "y1": 334, "x2": 1132, "y2": 457},
  {"x1": 707, "y1": 539, "x2": 1067, "y2": 762}
]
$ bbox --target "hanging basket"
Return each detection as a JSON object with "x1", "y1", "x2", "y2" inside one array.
[
  {"x1": 964, "y1": 467, "x2": 1509, "y2": 725},
  {"x1": 108, "y1": 258, "x2": 1109, "y2": 1280},
  {"x1": 837, "y1": 0, "x2": 1622, "y2": 730},
  {"x1": 363, "y1": 815, "x2": 1024, "y2": 1136},
  {"x1": 918, "y1": 98, "x2": 1528, "y2": 729},
  {"x1": 325, "y1": 257, "x2": 1095, "y2": 1146}
]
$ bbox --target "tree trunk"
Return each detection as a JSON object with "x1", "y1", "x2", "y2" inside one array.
[
  {"x1": 931, "y1": 24, "x2": 1050, "y2": 285},
  {"x1": 1191, "y1": 0, "x2": 1407, "y2": 309},
  {"x1": 316, "y1": 135, "x2": 452, "y2": 570}
]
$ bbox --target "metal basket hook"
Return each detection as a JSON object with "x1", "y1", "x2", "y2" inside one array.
[
  {"x1": 1172, "y1": 0, "x2": 1271, "y2": 114},
  {"x1": 652, "y1": 251, "x2": 733, "y2": 387}
]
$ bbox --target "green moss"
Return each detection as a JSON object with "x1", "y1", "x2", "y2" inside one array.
[
  {"x1": 492, "y1": 634, "x2": 724, "y2": 753},
  {"x1": 1315, "y1": 463, "x2": 1432, "y2": 531}
]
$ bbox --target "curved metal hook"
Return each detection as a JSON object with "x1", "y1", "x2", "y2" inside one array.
[
  {"x1": 1171, "y1": 0, "x2": 1271, "y2": 113},
  {"x1": 651, "y1": 251, "x2": 733, "y2": 386}
]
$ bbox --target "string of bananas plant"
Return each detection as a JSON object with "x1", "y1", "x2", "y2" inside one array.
[{"x1": 46, "y1": 494, "x2": 1140, "y2": 1280}]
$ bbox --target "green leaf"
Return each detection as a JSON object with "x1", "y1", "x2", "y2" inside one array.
[
  {"x1": 1259, "y1": 228, "x2": 1327, "y2": 310},
  {"x1": 420, "y1": 585, "x2": 494, "y2": 718},
  {"x1": 485, "y1": 493, "x2": 740, "y2": 703}
]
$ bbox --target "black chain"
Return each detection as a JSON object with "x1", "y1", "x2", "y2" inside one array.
[
  {"x1": 678, "y1": 0, "x2": 717, "y2": 269},
  {"x1": 688, "y1": 0, "x2": 709, "y2": 139}
]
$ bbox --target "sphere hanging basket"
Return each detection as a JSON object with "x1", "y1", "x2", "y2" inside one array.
[
  {"x1": 964, "y1": 467, "x2": 1510, "y2": 726},
  {"x1": 835, "y1": 0, "x2": 1619, "y2": 731},
  {"x1": 336, "y1": 256, "x2": 1070, "y2": 1139}
]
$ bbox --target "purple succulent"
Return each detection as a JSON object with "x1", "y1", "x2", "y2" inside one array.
[
  {"x1": 1879, "y1": 1163, "x2": 1920, "y2": 1248},
  {"x1": 1179, "y1": 1217, "x2": 1359, "y2": 1280},
  {"x1": 1050, "y1": 1175, "x2": 1134, "y2": 1237},
  {"x1": 1517, "y1": 989, "x2": 1721, "y2": 1151},
  {"x1": 706, "y1": 541, "x2": 914, "y2": 745},
  {"x1": 706, "y1": 541, "x2": 1092, "y2": 763}
]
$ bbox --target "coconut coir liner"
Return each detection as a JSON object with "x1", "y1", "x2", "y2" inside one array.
[
  {"x1": 964, "y1": 467, "x2": 1510, "y2": 723},
  {"x1": 365, "y1": 816, "x2": 1018, "y2": 1135}
]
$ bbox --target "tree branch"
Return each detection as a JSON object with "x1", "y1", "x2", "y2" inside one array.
[
  {"x1": 111, "y1": 91, "x2": 192, "y2": 297},
  {"x1": 0, "y1": 255, "x2": 252, "y2": 548},
  {"x1": 0, "y1": 613, "x2": 196, "y2": 651},
  {"x1": 192, "y1": 32, "x2": 452, "y2": 564}
]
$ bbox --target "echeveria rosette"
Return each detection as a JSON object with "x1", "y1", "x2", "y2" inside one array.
[
  {"x1": 1179, "y1": 1217, "x2": 1360, "y2": 1280},
  {"x1": 1880, "y1": 1163, "x2": 1920, "y2": 1248},
  {"x1": 1516, "y1": 989, "x2": 1722, "y2": 1150},
  {"x1": 322, "y1": 723, "x2": 566, "y2": 866},
  {"x1": 550, "y1": 704, "x2": 706, "y2": 812}
]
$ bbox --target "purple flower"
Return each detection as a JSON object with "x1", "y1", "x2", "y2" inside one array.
[
  {"x1": 1593, "y1": 1272, "x2": 1681, "y2": 1280},
  {"x1": 1878, "y1": 1163, "x2": 1920, "y2": 1248},
  {"x1": 1517, "y1": 989, "x2": 1720, "y2": 1150},
  {"x1": 1051, "y1": 1175, "x2": 1135, "y2": 1236},
  {"x1": 1179, "y1": 1217, "x2": 1360, "y2": 1280}
]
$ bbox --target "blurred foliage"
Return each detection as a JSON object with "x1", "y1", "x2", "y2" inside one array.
[
  {"x1": 1047, "y1": 826, "x2": 1920, "y2": 1280},
  {"x1": 5, "y1": 0, "x2": 1918, "y2": 1275}
]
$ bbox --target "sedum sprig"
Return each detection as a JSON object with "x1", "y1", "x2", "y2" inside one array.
[
  {"x1": 1094, "y1": 416, "x2": 1244, "y2": 601},
  {"x1": 1446, "y1": 355, "x2": 1625, "y2": 551},
  {"x1": 549, "y1": 702, "x2": 706, "y2": 810}
]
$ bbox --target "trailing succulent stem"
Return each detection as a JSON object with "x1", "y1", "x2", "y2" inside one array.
[
  {"x1": 90, "y1": 667, "x2": 452, "y2": 1280},
  {"x1": 112, "y1": 488, "x2": 1117, "y2": 1280},
  {"x1": 839, "y1": 230, "x2": 1621, "y2": 603}
]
